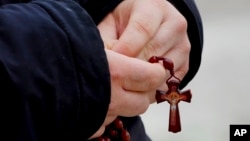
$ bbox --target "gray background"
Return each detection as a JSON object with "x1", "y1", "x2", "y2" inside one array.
[{"x1": 141, "y1": 0, "x2": 250, "y2": 140}]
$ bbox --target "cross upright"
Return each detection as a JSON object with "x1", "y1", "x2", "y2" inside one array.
[{"x1": 156, "y1": 79, "x2": 192, "y2": 133}]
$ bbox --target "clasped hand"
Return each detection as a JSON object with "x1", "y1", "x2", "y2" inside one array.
[{"x1": 90, "y1": 0, "x2": 191, "y2": 139}]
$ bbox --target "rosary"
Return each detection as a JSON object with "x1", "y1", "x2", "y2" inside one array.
[{"x1": 97, "y1": 56, "x2": 192, "y2": 141}]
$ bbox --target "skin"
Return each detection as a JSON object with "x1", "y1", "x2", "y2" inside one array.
[
  {"x1": 89, "y1": 49, "x2": 167, "y2": 139},
  {"x1": 98, "y1": 0, "x2": 190, "y2": 79},
  {"x1": 90, "y1": 0, "x2": 191, "y2": 139}
]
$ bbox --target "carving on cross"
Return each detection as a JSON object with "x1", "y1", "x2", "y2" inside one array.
[
  {"x1": 149, "y1": 56, "x2": 192, "y2": 133},
  {"x1": 156, "y1": 78, "x2": 192, "y2": 133}
]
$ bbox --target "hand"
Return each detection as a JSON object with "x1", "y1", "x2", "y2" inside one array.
[
  {"x1": 98, "y1": 0, "x2": 191, "y2": 80},
  {"x1": 89, "y1": 49, "x2": 167, "y2": 139}
]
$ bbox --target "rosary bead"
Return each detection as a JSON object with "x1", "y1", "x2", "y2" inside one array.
[
  {"x1": 97, "y1": 136, "x2": 111, "y2": 141},
  {"x1": 108, "y1": 129, "x2": 118, "y2": 137},
  {"x1": 121, "y1": 129, "x2": 131, "y2": 141},
  {"x1": 114, "y1": 118, "x2": 124, "y2": 129}
]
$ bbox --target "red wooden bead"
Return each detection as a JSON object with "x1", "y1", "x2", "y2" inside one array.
[
  {"x1": 97, "y1": 136, "x2": 111, "y2": 141},
  {"x1": 114, "y1": 118, "x2": 124, "y2": 129},
  {"x1": 109, "y1": 129, "x2": 118, "y2": 137},
  {"x1": 121, "y1": 129, "x2": 131, "y2": 141}
]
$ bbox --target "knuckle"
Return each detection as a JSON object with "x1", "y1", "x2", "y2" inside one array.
[
  {"x1": 150, "y1": 0, "x2": 166, "y2": 10},
  {"x1": 182, "y1": 39, "x2": 191, "y2": 54},
  {"x1": 176, "y1": 15, "x2": 188, "y2": 33},
  {"x1": 134, "y1": 20, "x2": 154, "y2": 39},
  {"x1": 110, "y1": 69, "x2": 122, "y2": 82},
  {"x1": 142, "y1": 42, "x2": 161, "y2": 60},
  {"x1": 177, "y1": 36, "x2": 191, "y2": 56},
  {"x1": 108, "y1": 58, "x2": 122, "y2": 82},
  {"x1": 116, "y1": 40, "x2": 135, "y2": 57}
]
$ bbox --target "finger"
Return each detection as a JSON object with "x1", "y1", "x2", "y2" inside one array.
[
  {"x1": 138, "y1": 1, "x2": 189, "y2": 60},
  {"x1": 113, "y1": 1, "x2": 164, "y2": 57},
  {"x1": 165, "y1": 39, "x2": 191, "y2": 80},
  {"x1": 138, "y1": 22, "x2": 176, "y2": 60},
  {"x1": 122, "y1": 61, "x2": 167, "y2": 92},
  {"x1": 107, "y1": 49, "x2": 167, "y2": 92},
  {"x1": 109, "y1": 89, "x2": 156, "y2": 117},
  {"x1": 138, "y1": 20, "x2": 190, "y2": 80},
  {"x1": 120, "y1": 56, "x2": 167, "y2": 92}
]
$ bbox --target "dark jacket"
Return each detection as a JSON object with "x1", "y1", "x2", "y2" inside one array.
[{"x1": 0, "y1": 0, "x2": 203, "y2": 140}]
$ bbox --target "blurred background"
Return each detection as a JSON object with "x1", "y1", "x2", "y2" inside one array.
[{"x1": 141, "y1": 0, "x2": 250, "y2": 140}]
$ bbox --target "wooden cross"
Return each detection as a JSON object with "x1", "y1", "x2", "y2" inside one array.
[
  {"x1": 148, "y1": 56, "x2": 192, "y2": 133},
  {"x1": 156, "y1": 79, "x2": 192, "y2": 133}
]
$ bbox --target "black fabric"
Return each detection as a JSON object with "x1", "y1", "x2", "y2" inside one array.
[
  {"x1": 120, "y1": 116, "x2": 152, "y2": 141},
  {"x1": 78, "y1": 0, "x2": 123, "y2": 24},
  {"x1": 0, "y1": 0, "x2": 110, "y2": 140}
]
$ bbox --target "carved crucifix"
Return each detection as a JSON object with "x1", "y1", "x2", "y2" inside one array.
[
  {"x1": 149, "y1": 56, "x2": 192, "y2": 133},
  {"x1": 156, "y1": 79, "x2": 192, "y2": 133}
]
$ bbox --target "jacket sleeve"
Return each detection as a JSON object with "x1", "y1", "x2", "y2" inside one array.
[
  {"x1": 168, "y1": 0, "x2": 204, "y2": 89},
  {"x1": 76, "y1": 0, "x2": 123, "y2": 24},
  {"x1": 0, "y1": 0, "x2": 110, "y2": 140}
]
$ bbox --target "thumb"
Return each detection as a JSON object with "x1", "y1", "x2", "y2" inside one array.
[{"x1": 106, "y1": 49, "x2": 167, "y2": 92}]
